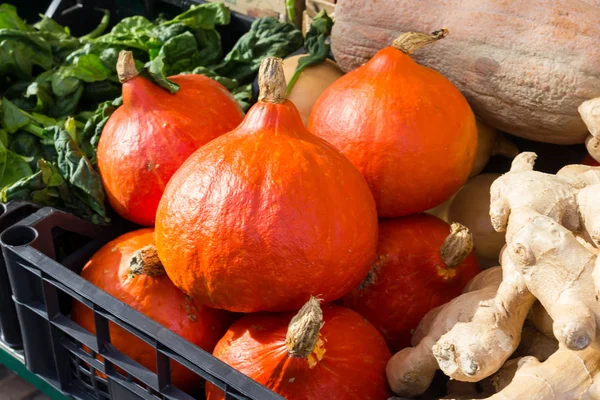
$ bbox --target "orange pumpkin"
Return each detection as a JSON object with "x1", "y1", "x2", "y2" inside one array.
[
  {"x1": 308, "y1": 30, "x2": 478, "y2": 217},
  {"x1": 205, "y1": 298, "x2": 392, "y2": 400},
  {"x1": 97, "y1": 51, "x2": 244, "y2": 226},
  {"x1": 155, "y1": 57, "x2": 378, "y2": 313},
  {"x1": 343, "y1": 214, "x2": 480, "y2": 352},
  {"x1": 71, "y1": 228, "x2": 234, "y2": 392}
]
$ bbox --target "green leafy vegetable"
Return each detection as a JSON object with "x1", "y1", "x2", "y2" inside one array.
[
  {"x1": 0, "y1": 3, "x2": 306, "y2": 223},
  {"x1": 0, "y1": 4, "x2": 29, "y2": 31},
  {"x1": 286, "y1": 10, "x2": 334, "y2": 94},
  {"x1": 286, "y1": 0, "x2": 296, "y2": 25},
  {"x1": 214, "y1": 17, "x2": 303, "y2": 84},
  {"x1": 52, "y1": 122, "x2": 107, "y2": 222},
  {"x1": 142, "y1": 53, "x2": 180, "y2": 94},
  {"x1": 0, "y1": 30, "x2": 54, "y2": 78},
  {"x1": 1, "y1": 97, "x2": 31, "y2": 133}
]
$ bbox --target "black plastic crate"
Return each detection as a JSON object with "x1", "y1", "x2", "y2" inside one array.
[
  {"x1": 0, "y1": 202, "x2": 42, "y2": 349},
  {"x1": 1, "y1": 207, "x2": 285, "y2": 400}
]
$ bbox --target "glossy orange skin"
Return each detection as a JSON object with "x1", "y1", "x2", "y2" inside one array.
[
  {"x1": 97, "y1": 75, "x2": 244, "y2": 226},
  {"x1": 343, "y1": 214, "x2": 481, "y2": 352},
  {"x1": 205, "y1": 303, "x2": 392, "y2": 400},
  {"x1": 308, "y1": 46, "x2": 478, "y2": 217},
  {"x1": 71, "y1": 228, "x2": 234, "y2": 392},
  {"x1": 155, "y1": 99, "x2": 379, "y2": 313},
  {"x1": 583, "y1": 154, "x2": 600, "y2": 166}
]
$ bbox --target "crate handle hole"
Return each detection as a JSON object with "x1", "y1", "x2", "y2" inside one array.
[{"x1": 2, "y1": 225, "x2": 38, "y2": 246}]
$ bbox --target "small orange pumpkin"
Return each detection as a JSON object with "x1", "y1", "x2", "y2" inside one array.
[
  {"x1": 155, "y1": 57, "x2": 378, "y2": 312},
  {"x1": 308, "y1": 30, "x2": 478, "y2": 217},
  {"x1": 205, "y1": 298, "x2": 392, "y2": 400},
  {"x1": 343, "y1": 214, "x2": 480, "y2": 352},
  {"x1": 97, "y1": 51, "x2": 244, "y2": 226},
  {"x1": 71, "y1": 228, "x2": 234, "y2": 392}
]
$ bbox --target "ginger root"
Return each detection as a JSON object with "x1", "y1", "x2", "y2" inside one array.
[
  {"x1": 489, "y1": 152, "x2": 581, "y2": 233},
  {"x1": 432, "y1": 249, "x2": 535, "y2": 382},
  {"x1": 386, "y1": 267, "x2": 502, "y2": 397},
  {"x1": 484, "y1": 346, "x2": 600, "y2": 400},
  {"x1": 505, "y1": 207, "x2": 599, "y2": 351},
  {"x1": 580, "y1": 97, "x2": 600, "y2": 163}
]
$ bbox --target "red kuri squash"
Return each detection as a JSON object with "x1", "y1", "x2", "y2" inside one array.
[
  {"x1": 71, "y1": 228, "x2": 234, "y2": 392},
  {"x1": 205, "y1": 297, "x2": 392, "y2": 400},
  {"x1": 343, "y1": 214, "x2": 481, "y2": 352},
  {"x1": 155, "y1": 57, "x2": 378, "y2": 312},
  {"x1": 308, "y1": 30, "x2": 478, "y2": 217},
  {"x1": 97, "y1": 51, "x2": 244, "y2": 226}
]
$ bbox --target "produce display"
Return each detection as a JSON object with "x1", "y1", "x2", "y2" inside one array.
[
  {"x1": 342, "y1": 215, "x2": 480, "y2": 352},
  {"x1": 205, "y1": 297, "x2": 392, "y2": 400},
  {"x1": 331, "y1": 0, "x2": 600, "y2": 144},
  {"x1": 97, "y1": 51, "x2": 244, "y2": 225},
  {"x1": 71, "y1": 228, "x2": 234, "y2": 392},
  {"x1": 3, "y1": 1, "x2": 600, "y2": 400},
  {"x1": 154, "y1": 57, "x2": 378, "y2": 313},
  {"x1": 308, "y1": 30, "x2": 478, "y2": 217}
]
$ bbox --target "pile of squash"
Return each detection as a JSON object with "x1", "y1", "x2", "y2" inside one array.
[{"x1": 71, "y1": 0, "x2": 600, "y2": 398}]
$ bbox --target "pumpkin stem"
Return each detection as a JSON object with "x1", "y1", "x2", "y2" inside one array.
[
  {"x1": 117, "y1": 50, "x2": 139, "y2": 84},
  {"x1": 128, "y1": 245, "x2": 166, "y2": 278},
  {"x1": 392, "y1": 28, "x2": 449, "y2": 54},
  {"x1": 440, "y1": 222, "x2": 473, "y2": 268},
  {"x1": 258, "y1": 57, "x2": 287, "y2": 104},
  {"x1": 285, "y1": 296, "x2": 324, "y2": 358}
]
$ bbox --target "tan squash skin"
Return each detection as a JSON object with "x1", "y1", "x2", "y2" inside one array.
[
  {"x1": 283, "y1": 55, "x2": 344, "y2": 126},
  {"x1": 332, "y1": 0, "x2": 600, "y2": 144},
  {"x1": 447, "y1": 173, "x2": 506, "y2": 268}
]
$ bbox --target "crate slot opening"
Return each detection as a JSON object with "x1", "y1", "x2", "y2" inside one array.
[{"x1": 2, "y1": 225, "x2": 38, "y2": 247}]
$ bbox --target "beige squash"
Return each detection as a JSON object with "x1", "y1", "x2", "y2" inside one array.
[
  {"x1": 331, "y1": 0, "x2": 600, "y2": 144},
  {"x1": 447, "y1": 173, "x2": 505, "y2": 268},
  {"x1": 282, "y1": 55, "x2": 344, "y2": 126}
]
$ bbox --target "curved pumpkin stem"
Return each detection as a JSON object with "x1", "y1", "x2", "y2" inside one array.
[
  {"x1": 440, "y1": 222, "x2": 473, "y2": 269},
  {"x1": 258, "y1": 57, "x2": 287, "y2": 104},
  {"x1": 128, "y1": 245, "x2": 166, "y2": 278},
  {"x1": 117, "y1": 50, "x2": 139, "y2": 84},
  {"x1": 285, "y1": 296, "x2": 324, "y2": 358},
  {"x1": 392, "y1": 29, "x2": 448, "y2": 54}
]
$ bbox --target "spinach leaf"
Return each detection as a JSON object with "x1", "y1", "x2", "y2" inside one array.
[
  {"x1": 1, "y1": 97, "x2": 31, "y2": 133},
  {"x1": 0, "y1": 159, "x2": 69, "y2": 210},
  {"x1": 80, "y1": 96, "x2": 122, "y2": 163},
  {"x1": 0, "y1": 141, "x2": 33, "y2": 187},
  {"x1": 214, "y1": 17, "x2": 303, "y2": 84},
  {"x1": 25, "y1": 82, "x2": 55, "y2": 113},
  {"x1": 142, "y1": 53, "x2": 179, "y2": 94},
  {"x1": 166, "y1": 2, "x2": 230, "y2": 29},
  {"x1": 232, "y1": 83, "x2": 253, "y2": 112},
  {"x1": 34, "y1": 15, "x2": 69, "y2": 34},
  {"x1": 0, "y1": 30, "x2": 54, "y2": 78},
  {"x1": 0, "y1": 4, "x2": 29, "y2": 31},
  {"x1": 52, "y1": 123, "x2": 108, "y2": 222},
  {"x1": 286, "y1": 10, "x2": 334, "y2": 94}
]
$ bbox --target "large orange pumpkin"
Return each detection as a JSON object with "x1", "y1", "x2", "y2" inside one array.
[
  {"x1": 71, "y1": 228, "x2": 234, "y2": 392},
  {"x1": 97, "y1": 51, "x2": 244, "y2": 226},
  {"x1": 343, "y1": 214, "x2": 480, "y2": 352},
  {"x1": 308, "y1": 30, "x2": 478, "y2": 217},
  {"x1": 155, "y1": 57, "x2": 378, "y2": 313},
  {"x1": 205, "y1": 298, "x2": 392, "y2": 400}
]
